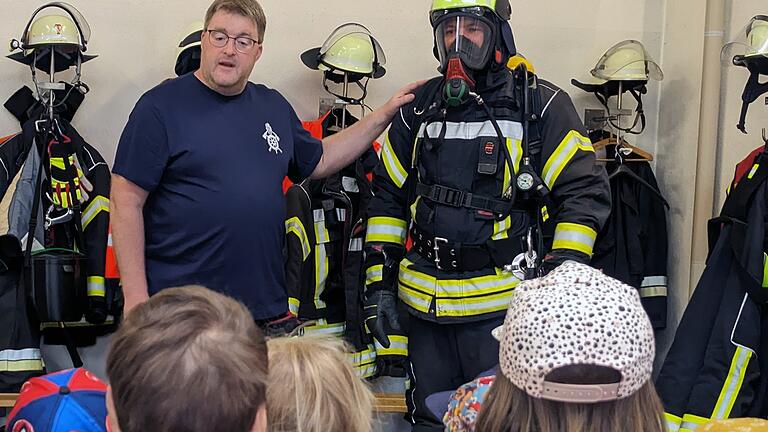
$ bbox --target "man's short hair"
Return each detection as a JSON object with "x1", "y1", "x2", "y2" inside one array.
[
  {"x1": 106, "y1": 286, "x2": 268, "y2": 432},
  {"x1": 204, "y1": 0, "x2": 267, "y2": 43}
]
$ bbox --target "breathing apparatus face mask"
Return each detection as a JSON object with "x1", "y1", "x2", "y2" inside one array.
[{"x1": 433, "y1": 11, "x2": 494, "y2": 106}]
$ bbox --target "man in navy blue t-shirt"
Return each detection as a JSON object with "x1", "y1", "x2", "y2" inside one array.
[{"x1": 111, "y1": 0, "x2": 422, "y2": 323}]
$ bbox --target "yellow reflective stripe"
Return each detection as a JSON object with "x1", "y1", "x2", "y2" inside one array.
[
  {"x1": 375, "y1": 335, "x2": 408, "y2": 357},
  {"x1": 748, "y1": 164, "x2": 760, "y2": 179},
  {"x1": 285, "y1": 216, "x2": 311, "y2": 260},
  {"x1": 356, "y1": 363, "x2": 378, "y2": 379},
  {"x1": 366, "y1": 217, "x2": 407, "y2": 245},
  {"x1": 639, "y1": 286, "x2": 668, "y2": 298},
  {"x1": 398, "y1": 283, "x2": 433, "y2": 312},
  {"x1": 492, "y1": 216, "x2": 511, "y2": 240},
  {"x1": 313, "y1": 210, "x2": 330, "y2": 243},
  {"x1": 552, "y1": 222, "x2": 597, "y2": 256},
  {"x1": 40, "y1": 316, "x2": 115, "y2": 329},
  {"x1": 410, "y1": 196, "x2": 421, "y2": 221},
  {"x1": 349, "y1": 347, "x2": 377, "y2": 366},
  {"x1": 398, "y1": 260, "x2": 520, "y2": 316},
  {"x1": 680, "y1": 414, "x2": 710, "y2": 431},
  {"x1": 0, "y1": 348, "x2": 44, "y2": 372},
  {"x1": 0, "y1": 359, "x2": 44, "y2": 372},
  {"x1": 640, "y1": 276, "x2": 668, "y2": 297},
  {"x1": 399, "y1": 264, "x2": 519, "y2": 298},
  {"x1": 366, "y1": 264, "x2": 384, "y2": 285},
  {"x1": 763, "y1": 253, "x2": 768, "y2": 288},
  {"x1": 665, "y1": 413, "x2": 682, "y2": 432},
  {"x1": 382, "y1": 132, "x2": 408, "y2": 188},
  {"x1": 541, "y1": 206, "x2": 550, "y2": 222},
  {"x1": 436, "y1": 290, "x2": 515, "y2": 317},
  {"x1": 295, "y1": 321, "x2": 345, "y2": 337},
  {"x1": 712, "y1": 346, "x2": 753, "y2": 419},
  {"x1": 314, "y1": 244, "x2": 328, "y2": 309},
  {"x1": 87, "y1": 276, "x2": 105, "y2": 297},
  {"x1": 82, "y1": 196, "x2": 110, "y2": 230},
  {"x1": 542, "y1": 130, "x2": 594, "y2": 189},
  {"x1": 288, "y1": 297, "x2": 300, "y2": 315}
]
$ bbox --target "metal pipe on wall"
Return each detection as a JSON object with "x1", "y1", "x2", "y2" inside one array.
[{"x1": 689, "y1": 0, "x2": 726, "y2": 295}]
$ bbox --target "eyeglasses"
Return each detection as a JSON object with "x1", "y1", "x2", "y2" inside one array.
[{"x1": 205, "y1": 29, "x2": 260, "y2": 54}]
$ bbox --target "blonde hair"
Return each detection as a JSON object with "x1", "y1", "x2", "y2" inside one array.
[
  {"x1": 107, "y1": 285, "x2": 267, "y2": 432},
  {"x1": 204, "y1": 0, "x2": 266, "y2": 42},
  {"x1": 475, "y1": 372, "x2": 667, "y2": 432},
  {"x1": 267, "y1": 336, "x2": 375, "y2": 432}
]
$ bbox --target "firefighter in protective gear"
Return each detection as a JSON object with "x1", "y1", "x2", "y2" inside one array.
[
  {"x1": 721, "y1": 15, "x2": 768, "y2": 134},
  {"x1": 362, "y1": 1, "x2": 611, "y2": 429}
]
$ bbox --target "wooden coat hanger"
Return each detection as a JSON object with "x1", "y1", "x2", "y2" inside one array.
[{"x1": 595, "y1": 136, "x2": 654, "y2": 162}]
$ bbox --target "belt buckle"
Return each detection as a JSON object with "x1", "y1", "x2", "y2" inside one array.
[{"x1": 433, "y1": 237, "x2": 448, "y2": 270}]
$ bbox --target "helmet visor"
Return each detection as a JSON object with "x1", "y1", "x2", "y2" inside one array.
[
  {"x1": 591, "y1": 40, "x2": 662, "y2": 81},
  {"x1": 24, "y1": 2, "x2": 91, "y2": 48},
  {"x1": 434, "y1": 14, "x2": 494, "y2": 70},
  {"x1": 722, "y1": 15, "x2": 768, "y2": 66},
  {"x1": 319, "y1": 23, "x2": 386, "y2": 66}
]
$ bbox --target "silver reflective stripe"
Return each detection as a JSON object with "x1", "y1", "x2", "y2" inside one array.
[
  {"x1": 639, "y1": 286, "x2": 668, "y2": 298},
  {"x1": 417, "y1": 120, "x2": 523, "y2": 140},
  {"x1": 375, "y1": 339, "x2": 408, "y2": 354},
  {"x1": 666, "y1": 421, "x2": 680, "y2": 432},
  {"x1": 680, "y1": 421, "x2": 702, "y2": 431},
  {"x1": 398, "y1": 286, "x2": 432, "y2": 311},
  {"x1": 366, "y1": 224, "x2": 407, "y2": 243},
  {"x1": 312, "y1": 209, "x2": 325, "y2": 222},
  {"x1": 437, "y1": 295, "x2": 512, "y2": 313},
  {"x1": 641, "y1": 276, "x2": 668, "y2": 287},
  {"x1": 314, "y1": 211, "x2": 330, "y2": 244},
  {"x1": 349, "y1": 238, "x2": 363, "y2": 252},
  {"x1": 714, "y1": 346, "x2": 751, "y2": 419},
  {"x1": 553, "y1": 230, "x2": 595, "y2": 250},
  {"x1": 0, "y1": 348, "x2": 41, "y2": 361},
  {"x1": 350, "y1": 349, "x2": 376, "y2": 365},
  {"x1": 542, "y1": 133, "x2": 590, "y2": 188},
  {"x1": 298, "y1": 322, "x2": 345, "y2": 336},
  {"x1": 336, "y1": 208, "x2": 347, "y2": 222},
  {"x1": 357, "y1": 364, "x2": 378, "y2": 378}
]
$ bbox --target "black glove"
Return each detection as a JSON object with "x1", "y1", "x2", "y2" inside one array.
[
  {"x1": 364, "y1": 290, "x2": 400, "y2": 348},
  {"x1": 542, "y1": 249, "x2": 591, "y2": 274}
]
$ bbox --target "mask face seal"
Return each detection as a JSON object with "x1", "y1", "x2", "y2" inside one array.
[{"x1": 433, "y1": 12, "x2": 494, "y2": 106}]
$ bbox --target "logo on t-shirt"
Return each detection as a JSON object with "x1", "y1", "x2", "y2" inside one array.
[{"x1": 263, "y1": 123, "x2": 282, "y2": 154}]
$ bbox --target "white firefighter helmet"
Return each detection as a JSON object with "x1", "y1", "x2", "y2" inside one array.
[
  {"x1": 722, "y1": 15, "x2": 768, "y2": 67},
  {"x1": 301, "y1": 23, "x2": 386, "y2": 78},
  {"x1": 589, "y1": 40, "x2": 663, "y2": 83}
]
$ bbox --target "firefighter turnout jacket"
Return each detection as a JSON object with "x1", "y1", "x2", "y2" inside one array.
[{"x1": 364, "y1": 73, "x2": 611, "y2": 323}]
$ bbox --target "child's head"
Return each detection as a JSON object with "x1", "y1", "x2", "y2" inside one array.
[{"x1": 267, "y1": 335, "x2": 375, "y2": 432}]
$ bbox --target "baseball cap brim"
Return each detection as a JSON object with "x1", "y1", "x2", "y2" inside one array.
[{"x1": 425, "y1": 390, "x2": 454, "y2": 420}]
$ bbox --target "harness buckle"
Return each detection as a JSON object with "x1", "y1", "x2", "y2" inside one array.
[{"x1": 433, "y1": 237, "x2": 449, "y2": 270}]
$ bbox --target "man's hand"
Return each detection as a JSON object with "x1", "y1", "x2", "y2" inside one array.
[
  {"x1": 364, "y1": 290, "x2": 401, "y2": 348},
  {"x1": 370, "y1": 80, "x2": 428, "y2": 127}
]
